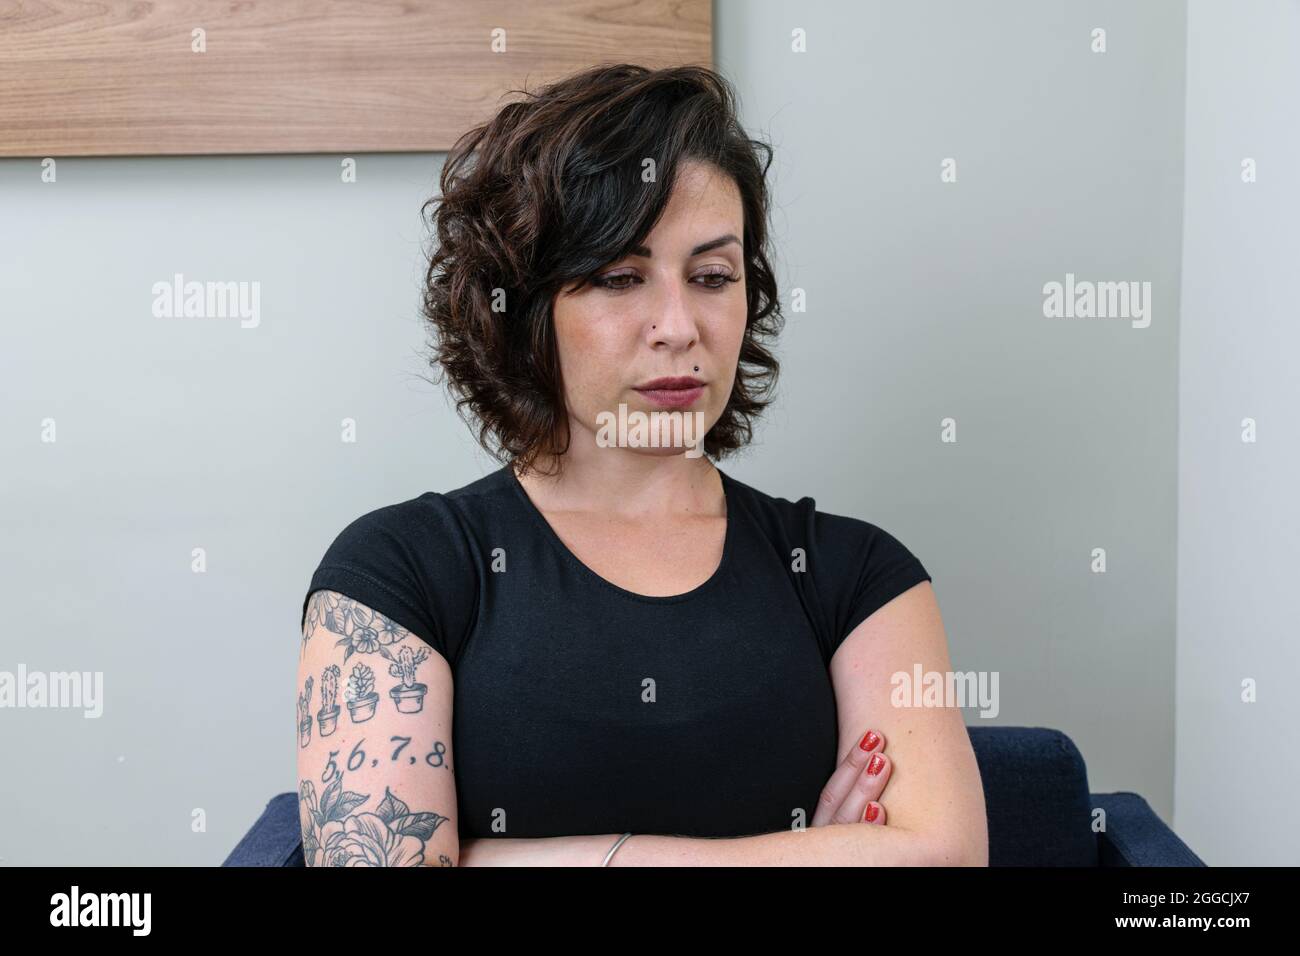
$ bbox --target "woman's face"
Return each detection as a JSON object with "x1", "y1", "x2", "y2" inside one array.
[{"x1": 551, "y1": 159, "x2": 748, "y2": 457}]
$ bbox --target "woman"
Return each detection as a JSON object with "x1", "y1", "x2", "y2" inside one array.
[{"x1": 296, "y1": 63, "x2": 987, "y2": 867}]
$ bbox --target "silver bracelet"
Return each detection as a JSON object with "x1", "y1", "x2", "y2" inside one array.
[{"x1": 601, "y1": 832, "x2": 633, "y2": 867}]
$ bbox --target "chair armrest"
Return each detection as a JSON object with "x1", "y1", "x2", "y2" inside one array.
[
  {"x1": 222, "y1": 793, "x2": 304, "y2": 867},
  {"x1": 1092, "y1": 792, "x2": 1206, "y2": 866}
]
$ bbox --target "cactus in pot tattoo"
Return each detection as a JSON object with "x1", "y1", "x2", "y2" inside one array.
[
  {"x1": 345, "y1": 662, "x2": 379, "y2": 723},
  {"x1": 382, "y1": 644, "x2": 430, "y2": 714},
  {"x1": 297, "y1": 676, "x2": 314, "y2": 747},
  {"x1": 318, "y1": 664, "x2": 341, "y2": 737}
]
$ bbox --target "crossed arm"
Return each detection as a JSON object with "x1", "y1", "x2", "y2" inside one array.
[
  {"x1": 461, "y1": 581, "x2": 988, "y2": 867},
  {"x1": 297, "y1": 581, "x2": 987, "y2": 867}
]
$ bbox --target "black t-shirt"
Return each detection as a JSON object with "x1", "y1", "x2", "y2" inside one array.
[{"x1": 301, "y1": 464, "x2": 931, "y2": 840}]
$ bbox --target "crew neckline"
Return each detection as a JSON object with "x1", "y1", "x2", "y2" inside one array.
[{"x1": 501, "y1": 462, "x2": 735, "y2": 604}]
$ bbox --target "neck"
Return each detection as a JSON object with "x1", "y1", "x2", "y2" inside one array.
[{"x1": 513, "y1": 439, "x2": 723, "y2": 520}]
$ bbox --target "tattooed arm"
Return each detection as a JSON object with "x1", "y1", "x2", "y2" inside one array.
[{"x1": 297, "y1": 589, "x2": 458, "y2": 867}]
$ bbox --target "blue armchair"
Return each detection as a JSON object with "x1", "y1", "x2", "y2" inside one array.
[{"x1": 224, "y1": 726, "x2": 1205, "y2": 866}]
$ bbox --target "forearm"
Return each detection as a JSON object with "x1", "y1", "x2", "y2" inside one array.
[
  {"x1": 609, "y1": 823, "x2": 942, "y2": 866},
  {"x1": 464, "y1": 824, "x2": 949, "y2": 866}
]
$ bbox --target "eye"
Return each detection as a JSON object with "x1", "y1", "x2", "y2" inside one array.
[
  {"x1": 590, "y1": 268, "x2": 741, "y2": 293},
  {"x1": 694, "y1": 268, "x2": 741, "y2": 290},
  {"x1": 590, "y1": 271, "x2": 642, "y2": 292}
]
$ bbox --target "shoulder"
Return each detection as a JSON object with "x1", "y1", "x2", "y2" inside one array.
[
  {"x1": 723, "y1": 469, "x2": 932, "y2": 656},
  {"x1": 811, "y1": 502, "x2": 931, "y2": 657},
  {"x1": 317, "y1": 467, "x2": 511, "y2": 562},
  {"x1": 301, "y1": 468, "x2": 513, "y2": 664},
  {"x1": 313, "y1": 493, "x2": 465, "y2": 576},
  {"x1": 721, "y1": 468, "x2": 915, "y2": 559},
  {"x1": 718, "y1": 468, "x2": 817, "y2": 540}
]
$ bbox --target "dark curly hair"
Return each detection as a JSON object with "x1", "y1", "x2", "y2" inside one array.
[{"x1": 420, "y1": 62, "x2": 783, "y2": 478}]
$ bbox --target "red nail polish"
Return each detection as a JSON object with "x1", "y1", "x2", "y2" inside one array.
[
  {"x1": 867, "y1": 754, "x2": 885, "y2": 775},
  {"x1": 859, "y1": 730, "x2": 880, "y2": 751},
  {"x1": 865, "y1": 803, "x2": 880, "y2": 822}
]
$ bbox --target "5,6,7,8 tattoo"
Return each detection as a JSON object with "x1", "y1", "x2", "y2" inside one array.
[{"x1": 323, "y1": 736, "x2": 452, "y2": 776}]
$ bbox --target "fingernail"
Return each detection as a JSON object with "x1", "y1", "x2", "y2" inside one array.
[
  {"x1": 865, "y1": 803, "x2": 880, "y2": 822},
  {"x1": 859, "y1": 730, "x2": 880, "y2": 751},
  {"x1": 867, "y1": 753, "x2": 885, "y2": 775}
]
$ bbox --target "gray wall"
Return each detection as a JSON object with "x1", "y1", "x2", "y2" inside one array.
[
  {"x1": 0, "y1": 154, "x2": 478, "y2": 864},
  {"x1": 1176, "y1": 0, "x2": 1299, "y2": 866},
  {"x1": 716, "y1": 0, "x2": 1186, "y2": 828},
  {"x1": 0, "y1": 0, "x2": 1234, "y2": 865}
]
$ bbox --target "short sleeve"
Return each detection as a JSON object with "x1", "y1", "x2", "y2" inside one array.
[
  {"x1": 300, "y1": 494, "x2": 479, "y2": 667},
  {"x1": 808, "y1": 508, "x2": 932, "y2": 659}
]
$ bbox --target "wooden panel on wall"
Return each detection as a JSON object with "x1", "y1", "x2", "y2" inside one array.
[{"x1": 0, "y1": 0, "x2": 711, "y2": 157}]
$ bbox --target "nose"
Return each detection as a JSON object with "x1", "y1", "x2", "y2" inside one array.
[{"x1": 646, "y1": 278, "x2": 699, "y2": 350}]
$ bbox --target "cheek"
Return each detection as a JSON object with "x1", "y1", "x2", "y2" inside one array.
[
  {"x1": 554, "y1": 302, "x2": 593, "y2": 366},
  {"x1": 561, "y1": 317, "x2": 620, "y2": 369},
  {"x1": 718, "y1": 303, "x2": 748, "y2": 358},
  {"x1": 712, "y1": 307, "x2": 748, "y2": 395},
  {"x1": 555, "y1": 308, "x2": 630, "y2": 398}
]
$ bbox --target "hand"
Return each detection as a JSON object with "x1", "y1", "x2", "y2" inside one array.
[
  {"x1": 810, "y1": 726, "x2": 891, "y2": 827},
  {"x1": 457, "y1": 833, "x2": 615, "y2": 866}
]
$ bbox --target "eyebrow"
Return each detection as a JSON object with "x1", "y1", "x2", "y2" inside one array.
[{"x1": 628, "y1": 233, "x2": 741, "y2": 258}]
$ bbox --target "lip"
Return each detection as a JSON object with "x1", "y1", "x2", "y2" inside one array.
[
  {"x1": 633, "y1": 376, "x2": 706, "y2": 410},
  {"x1": 636, "y1": 376, "x2": 704, "y2": 390}
]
